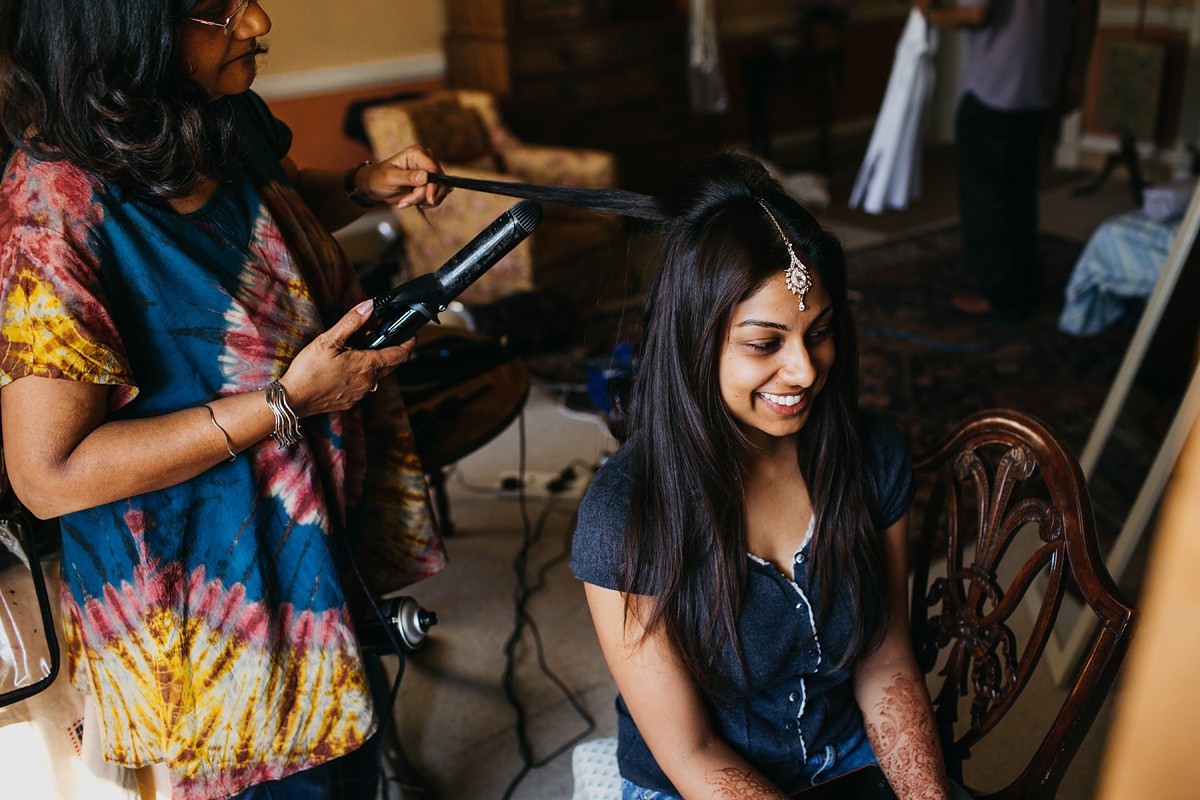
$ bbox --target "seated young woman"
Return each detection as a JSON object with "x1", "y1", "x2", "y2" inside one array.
[{"x1": 568, "y1": 153, "x2": 957, "y2": 800}]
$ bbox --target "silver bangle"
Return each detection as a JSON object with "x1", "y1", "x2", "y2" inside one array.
[
  {"x1": 265, "y1": 381, "x2": 301, "y2": 446},
  {"x1": 204, "y1": 404, "x2": 237, "y2": 462}
]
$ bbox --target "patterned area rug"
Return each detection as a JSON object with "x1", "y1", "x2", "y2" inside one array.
[
  {"x1": 849, "y1": 224, "x2": 1153, "y2": 552},
  {"x1": 850, "y1": 224, "x2": 1126, "y2": 452}
]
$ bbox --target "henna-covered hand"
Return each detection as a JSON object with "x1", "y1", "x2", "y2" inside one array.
[
  {"x1": 863, "y1": 672, "x2": 949, "y2": 800},
  {"x1": 706, "y1": 767, "x2": 790, "y2": 800}
]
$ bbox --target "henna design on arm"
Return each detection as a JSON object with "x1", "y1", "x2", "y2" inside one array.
[
  {"x1": 863, "y1": 672, "x2": 949, "y2": 800},
  {"x1": 707, "y1": 767, "x2": 790, "y2": 800}
]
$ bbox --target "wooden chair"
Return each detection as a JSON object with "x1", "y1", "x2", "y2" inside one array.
[
  {"x1": 909, "y1": 409, "x2": 1137, "y2": 799},
  {"x1": 571, "y1": 410, "x2": 1137, "y2": 800}
]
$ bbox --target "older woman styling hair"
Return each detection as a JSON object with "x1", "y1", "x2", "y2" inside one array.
[{"x1": 0, "y1": 1, "x2": 448, "y2": 798}]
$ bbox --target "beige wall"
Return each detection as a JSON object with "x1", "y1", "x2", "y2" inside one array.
[{"x1": 256, "y1": 0, "x2": 446, "y2": 77}]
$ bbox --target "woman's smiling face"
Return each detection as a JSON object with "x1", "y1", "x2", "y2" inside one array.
[
  {"x1": 176, "y1": 0, "x2": 271, "y2": 99},
  {"x1": 718, "y1": 271, "x2": 835, "y2": 448}
]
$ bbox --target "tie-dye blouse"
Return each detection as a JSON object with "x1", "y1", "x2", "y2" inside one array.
[{"x1": 0, "y1": 92, "x2": 446, "y2": 800}]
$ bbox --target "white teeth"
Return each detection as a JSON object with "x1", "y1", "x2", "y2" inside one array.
[{"x1": 761, "y1": 392, "x2": 803, "y2": 407}]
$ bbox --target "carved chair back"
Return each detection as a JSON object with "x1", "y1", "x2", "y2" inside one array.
[{"x1": 908, "y1": 410, "x2": 1136, "y2": 800}]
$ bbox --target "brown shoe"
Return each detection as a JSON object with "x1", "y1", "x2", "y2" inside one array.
[{"x1": 950, "y1": 292, "x2": 993, "y2": 315}]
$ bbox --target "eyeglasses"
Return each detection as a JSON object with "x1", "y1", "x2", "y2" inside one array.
[{"x1": 185, "y1": 0, "x2": 252, "y2": 34}]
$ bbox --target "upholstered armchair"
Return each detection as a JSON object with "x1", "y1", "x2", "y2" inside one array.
[{"x1": 361, "y1": 90, "x2": 629, "y2": 309}]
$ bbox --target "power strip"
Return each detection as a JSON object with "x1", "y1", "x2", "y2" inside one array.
[{"x1": 495, "y1": 470, "x2": 587, "y2": 500}]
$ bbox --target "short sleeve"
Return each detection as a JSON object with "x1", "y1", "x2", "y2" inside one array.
[
  {"x1": 570, "y1": 445, "x2": 634, "y2": 591},
  {"x1": 0, "y1": 157, "x2": 137, "y2": 407},
  {"x1": 861, "y1": 413, "x2": 915, "y2": 530}
]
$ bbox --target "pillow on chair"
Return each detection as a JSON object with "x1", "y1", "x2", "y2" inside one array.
[{"x1": 404, "y1": 96, "x2": 497, "y2": 170}]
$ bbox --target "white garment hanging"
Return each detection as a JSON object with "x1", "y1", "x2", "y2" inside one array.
[
  {"x1": 688, "y1": 0, "x2": 728, "y2": 113},
  {"x1": 849, "y1": 10, "x2": 939, "y2": 214}
]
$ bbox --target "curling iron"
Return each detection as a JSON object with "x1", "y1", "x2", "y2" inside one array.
[{"x1": 350, "y1": 200, "x2": 543, "y2": 349}]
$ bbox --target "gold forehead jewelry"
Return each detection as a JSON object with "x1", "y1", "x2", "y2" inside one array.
[{"x1": 757, "y1": 200, "x2": 812, "y2": 311}]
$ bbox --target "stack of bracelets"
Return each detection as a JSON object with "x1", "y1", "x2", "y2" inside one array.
[{"x1": 265, "y1": 380, "x2": 301, "y2": 446}]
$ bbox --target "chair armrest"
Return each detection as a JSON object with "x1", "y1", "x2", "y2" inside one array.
[{"x1": 500, "y1": 145, "x2": 617, "y2": 189}]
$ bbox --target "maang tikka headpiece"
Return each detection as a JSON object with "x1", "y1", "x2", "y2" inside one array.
[{"x1": 757, "y1": 200, "x2": 812, "y2": 311}]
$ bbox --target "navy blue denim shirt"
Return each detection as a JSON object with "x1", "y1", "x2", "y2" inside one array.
[{"x1": 570, "y1": 413, "x2": 914, "y2": 796}]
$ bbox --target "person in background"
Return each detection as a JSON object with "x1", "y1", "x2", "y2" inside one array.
[
  {"x1": 916, "y1": 0, "x2": 1097, "y2": 321},
  {"x1": 0, "y1": 1, "x2": 448, "y2": 798},
  {"x1": 570, "y1": 153, "x2": 967, "y2": 800}
]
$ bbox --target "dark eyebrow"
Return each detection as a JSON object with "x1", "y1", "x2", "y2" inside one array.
[
  {"x1": 736, "y1": 319, "x2": 788, "y2": 331},
  {"x1": 735, "y1": 305, "x2": 833, "y2": 331}
]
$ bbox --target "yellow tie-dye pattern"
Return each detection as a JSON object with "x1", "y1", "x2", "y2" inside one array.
[
  {"x1": 70, "y1": 596, "x2": 374, "y2": 798},
  {"x1": 1, "y1": 264, "x2": 133, "y2": 388}
]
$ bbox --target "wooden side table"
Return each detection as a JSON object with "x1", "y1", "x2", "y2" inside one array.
[{"x1": 397, "y1": 326, "x2": 530, "y2": 536}]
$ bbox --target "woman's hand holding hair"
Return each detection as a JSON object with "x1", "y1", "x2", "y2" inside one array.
[
  {"x1": 276, "y1": 299, "x2": 413, "y2": 417},
  {"x1": 284, "y1": 145, "x2": 449, "y2": 232},
  {"x1": 356, "y1": 145, "x2": 450, "y2": 209}
]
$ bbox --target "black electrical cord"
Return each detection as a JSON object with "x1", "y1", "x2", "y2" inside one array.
[{"x1": 498, "y1": 410, "x2": 597, "y2": 800}]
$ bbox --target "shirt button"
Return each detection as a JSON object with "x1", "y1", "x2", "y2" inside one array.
[
  {"x1": 789, "y1": 692, "x2": 797, "y2": 702},
  {"x1": 785, "y1": 720, "x2": 796, "y2": 730},
  {"x1": 795, "y1": 602, "x2": 803, "y2": 609},
  {"x1": 795, "y1": 552, "x2": 806, "y2": 564}
]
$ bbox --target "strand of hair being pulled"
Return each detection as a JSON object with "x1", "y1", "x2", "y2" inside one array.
[{"x1": 426, "y1": 172, "x2": 665, "y2": 221}]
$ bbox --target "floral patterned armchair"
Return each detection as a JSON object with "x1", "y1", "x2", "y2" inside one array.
[{"x1": 361, "y1": 90, "x2": 630, "y2": 308}]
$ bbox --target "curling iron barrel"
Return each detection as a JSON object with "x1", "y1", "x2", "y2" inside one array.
[{"x1": 351, "y1": 200, "x2": 543, "y2": 349}]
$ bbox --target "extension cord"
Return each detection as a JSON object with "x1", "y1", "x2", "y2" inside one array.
[{"x1": 494, "y1": 470, "x2": 586, "y2": 500}]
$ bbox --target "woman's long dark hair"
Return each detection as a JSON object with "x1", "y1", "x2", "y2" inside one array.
[
  {"x1": 616, "y1": 154, "x2": 885, "y2": 697},
  {"x1": 428, "y1": 156, "x2": 887, "y2": 697},
  {"x1": 0, "y1": 0, "x2": 239, "y2": 204}
]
